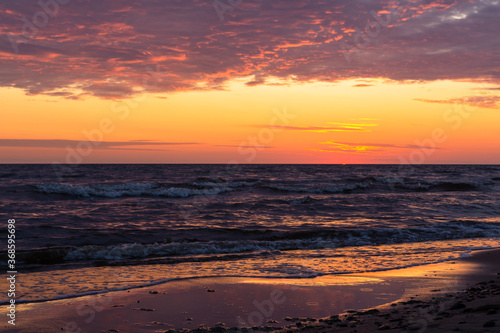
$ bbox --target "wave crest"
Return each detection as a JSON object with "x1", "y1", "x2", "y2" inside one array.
[{"x1": 33, "y1": 182, "x2": 230, "y2": 198}]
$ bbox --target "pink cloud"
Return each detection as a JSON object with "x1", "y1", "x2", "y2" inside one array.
[
  {"x1": 0, "y1": 0, "x2": 498, "y2": 99},
  {"x1": 415, "y1": 96, "x2": 500, "y2": 109}
]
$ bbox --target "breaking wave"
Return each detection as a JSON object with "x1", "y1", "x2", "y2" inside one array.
[
  {"x1": 31, "y1": 175, "x2": 488, "y2": 199},
  {"x1": 8, "y1": 220, "x2": 499, "y2": 266},
  {"x1": 33, "y1": 182, "x2": 231, "y2": 198}
]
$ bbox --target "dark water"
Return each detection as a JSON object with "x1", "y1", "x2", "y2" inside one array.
[{"x1": 1, "y1": 164, "x2": 499, "y2": 301}]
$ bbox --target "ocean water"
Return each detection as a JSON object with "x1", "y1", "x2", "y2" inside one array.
[{"x1": 1, "y1": 164, "x2": 499, "y2": 303}]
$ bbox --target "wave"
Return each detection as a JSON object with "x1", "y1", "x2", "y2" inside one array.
[
  {"x1": 429, "y1": 182, "x2": 480, "y2": 191},
  {"x1": 59, "y1": 221, "x2": 500, "y2": 261},
  {"x1": 61, "y1": 173, "x2": 86, "y2": 178},
  {"x1": 8, "y1": 220, "x2": 499, "y2": 266},
  {"x1": 378, "y1": 178, "x2": 482, "y2": 191},
  {"x1": 33, "y1": 182, "x2": 231, "y2": 198},
  {"x1": 0, "y1": 172, "x2": 15, "y2": 178},
  {"x1": 262, "y1": 179, "x2": 483, "y2": 194},
  {"x1": 194, "y1": 176, "x2": 228, "y2": 183},
  {"x1": 261, "y1": 183, "x2": 369, "y2": 194},
  {"x1": 0, "y1": 259, "x2": 457, "y2": 305},
  {"x1": 31, "y1": 175, "x2": 487, "y2": 199},
  {"x1": 4, "y1": 242, "x2": 500, "y2": 305}
]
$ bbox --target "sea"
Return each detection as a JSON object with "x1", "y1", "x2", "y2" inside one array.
[{"x1": 1, "y1": 164, "x2": 499, "y2": 303}]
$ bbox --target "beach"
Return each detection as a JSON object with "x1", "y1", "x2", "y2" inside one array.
[
  {"x1": 4, "y1": 248, "x2": 499, "y2": 333},
  {"x1": 1, "y1": 164, "x2": 499, "y2": 332},
  {"x1": 2, "y1": 0, "x2": 500, "y2": 330}
]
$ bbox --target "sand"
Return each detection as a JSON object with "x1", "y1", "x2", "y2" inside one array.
[{"x1": 2, "y1": 249, "x2": 500, "y2": 333}]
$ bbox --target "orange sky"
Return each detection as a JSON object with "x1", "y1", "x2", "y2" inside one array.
[
  {"x1": 1, "y1": 78, "x2": 499, "y2": 163},
  {"x1": 1, "y1": 0, "x2": 499, "y2": 163}
]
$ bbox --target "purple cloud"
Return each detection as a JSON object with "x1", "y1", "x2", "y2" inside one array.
[
  {"x1": 319, "y1": 141, "x2": 443, "y2": 153},
  {"x1": 0, "y1": 139, "x2": 200, "y2": 150},
  {"x1": 415, "y1": 96, "x2": 500, "y2": 109},
  {"x1": 252, "y1": 122, "x2": 377, "y2": 132},
  {"x1": 0, "y1": 0, "x2": 498, "y2": 99}
]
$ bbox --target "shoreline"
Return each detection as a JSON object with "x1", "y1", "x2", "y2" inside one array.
[
  {"x1": 285, "y1": 248, "x2": 500, "y2": 332},
  {"x1": 2, "y1": 248, "x2": 500, "y2": 332}
]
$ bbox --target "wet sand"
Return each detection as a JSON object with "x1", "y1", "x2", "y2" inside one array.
[
  {"x1": 279, "y1": 249, "x2": 500, "y2": 333},
  {"x1": 3, "y1": 248, "x2": 500, "y2": 333}
]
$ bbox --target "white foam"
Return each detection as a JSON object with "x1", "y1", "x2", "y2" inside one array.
[
  {"x1": 34, "y1": 182, "x2": 230, "y2": 198},
  {"x1": 267, "y1": 183, "x2": 368, "y2": 194},
  {"x1": 63, "y1": 221, "x2": 500, "y2": 261},
  {"x1": 154, "y1": 187, "x2": 230, "y2": 197},
  {"x1": 9, "y1": 241, "x2": 500, "y2": 306}
]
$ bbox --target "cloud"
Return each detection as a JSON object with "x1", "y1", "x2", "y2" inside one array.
[
  {"x1": 472, "y1": 86, "x2": 500, "y2": 91},
  {"x1": 0, "y1": 0, "x2": 499, "y2": 99},
  {"x1": 214, "y1": 144, "x2": 274, "y2": 149},
  {"x1": 253, "y1": 122, "x2": 377, "y2": 132},
  {"x1": 245, "y1": 73, "x2": 267, "y2": 86},
  {"x1": 318, "y1": 141, "x2": 443, "y2": 153},
  {"x1": 352, "y1": 84, "x2": 373, "y2": 87},
  {"x1": 0, "y1": 139, "x2": 200, "y2": 150},
  {"x1": 415, "y1": 96, "x2": 500, "y2": 109}
]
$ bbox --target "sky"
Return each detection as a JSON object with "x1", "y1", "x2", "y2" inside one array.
[{"x1": 0, "y1": 0, "x2": 499, "y2": 163}]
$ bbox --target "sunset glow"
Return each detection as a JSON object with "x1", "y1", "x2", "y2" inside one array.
[{"x1": 1, "y1": 0, "x2": 499, "y2": 163}]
